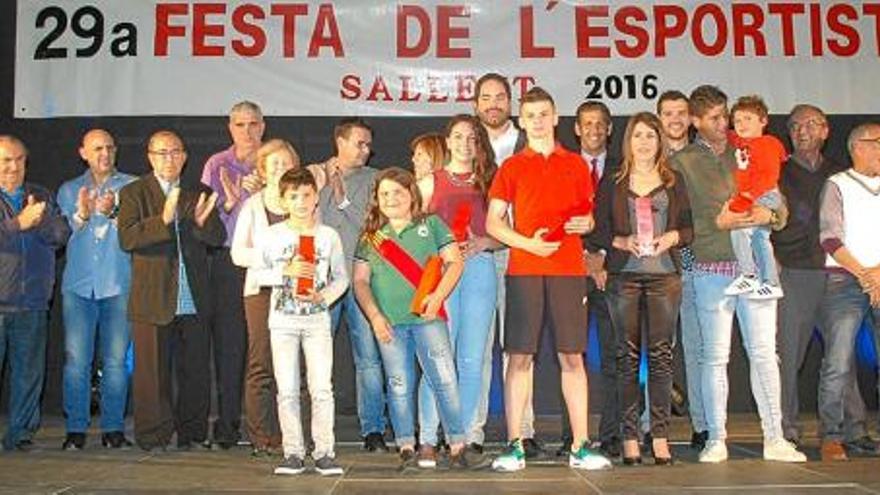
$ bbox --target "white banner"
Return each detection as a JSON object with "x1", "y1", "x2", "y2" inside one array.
[{"x1": 14, "y1": 1, "x2": 880, "y2": 118}]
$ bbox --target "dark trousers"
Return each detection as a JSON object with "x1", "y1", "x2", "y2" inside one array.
[
  {"x1": 0, "y1": 311, "x2": 47, "y2": 450},
  {"x1": 243, "y1": 289, "x2": 281, "y2": 448},
  {"x1": 606, "y1": 273, "x2": 681, "y2": 440},
  {"x1": 208, "y1": 249, "x2": 247, "y2": 444},
  {"x1": 778, "y1": 267, "x2": 868, "y2": 441},
  {"x1": 561, "y1": 278, "x2": 616, "y2": 442},
  {"x1": 132, "y1": 315, "x2": 210, "y2": 449}
]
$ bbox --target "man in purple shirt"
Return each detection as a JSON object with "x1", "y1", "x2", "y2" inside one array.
[{"x1": 200, "y1": 101, "x2": 265, "y2": 448}]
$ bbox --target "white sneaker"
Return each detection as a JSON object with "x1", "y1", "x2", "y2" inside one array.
[
  {"x1": 699, "y1": 440, "x2": 728, "y2": 463},
  {"x1": 569, "y1": 441, "x2": 613, "y2": 470},
  {"x1": 724, "y1": 275, "x2": 760, "y2": 296},
  {"x1": 764, "y1": 438, "x2": 807, "y2": 463},
  {"x1": 749, "y1": 283, "x2": 784, "y2": 300}
]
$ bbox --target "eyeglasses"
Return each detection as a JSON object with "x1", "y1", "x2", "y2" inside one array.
[
  {"x1": 857, "y1": 137, "x2": 880, "y2": 147},
  {"x1": 788, "y1": 119, "x2": 826, "y2": 132},
  {"x1": 148, "y1": 149, "x2": 185, "y2": 159}
]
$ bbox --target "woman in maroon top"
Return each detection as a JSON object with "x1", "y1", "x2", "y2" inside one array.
[{"x1": 415, "y1": 114, "x2": 499, "y2": 466}]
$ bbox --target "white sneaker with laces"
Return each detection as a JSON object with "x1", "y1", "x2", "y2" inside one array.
[
  {"x1": 749, "y1": 283, "x2": 784, "y2": 300},
  {"x1": 724, "y1": 275, "x2": 760, "y2": 296},
  {"x1": 699, "y1": 440, "x2": 728, "y2": 463},
  {"x1": 764, "y1": 438, "x2": 807, "y2": 463}
]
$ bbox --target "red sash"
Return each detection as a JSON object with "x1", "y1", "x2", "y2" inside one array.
[{"x1": 366, "y1": 231, "x2": 448, "y2": 320}]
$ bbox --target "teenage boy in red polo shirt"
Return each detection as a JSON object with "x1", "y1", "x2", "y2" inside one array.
[{"x1": 487, "y1": 87, "x2": 611, "y2": 472}]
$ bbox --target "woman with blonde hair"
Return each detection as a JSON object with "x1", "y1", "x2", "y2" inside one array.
[
  {"x1": 230, "y1": 139, "x2": 301, "y2": 456},
  {"x1": 409, "y1": 133, "x2": 446, "y2": 180}
]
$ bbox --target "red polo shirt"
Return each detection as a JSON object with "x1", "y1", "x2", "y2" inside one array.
[{"x1": 488, "y1": 144, "x2": 593, "y2": 276}]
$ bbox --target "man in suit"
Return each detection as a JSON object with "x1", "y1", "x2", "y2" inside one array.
[
  {"x1": 559, "y1": 100, "x2": 620, "y2": 456},
  {"x1": 118, "y1": 130, "x2": 225, "y2": 451}
]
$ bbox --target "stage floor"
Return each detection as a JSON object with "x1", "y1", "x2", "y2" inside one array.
[{"x1": 2, "y1": 414, "x2": 879, "y2": 494}]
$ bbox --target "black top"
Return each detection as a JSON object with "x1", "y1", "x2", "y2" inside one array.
[
  {"x1": 591, "y1": 169, "x2": 693, "y2": 274},
  {"x1": 771, "y1": 154, "x2": 848, "y2": 269}
]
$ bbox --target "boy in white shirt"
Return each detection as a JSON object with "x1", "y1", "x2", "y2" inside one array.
[{"x1": 257, "y1": 168, "x2": 348, "y2": 476}]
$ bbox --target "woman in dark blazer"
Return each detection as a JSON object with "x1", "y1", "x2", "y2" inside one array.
[{"x1": 593, "y1": 112, "x2": 693, "y2": 466}]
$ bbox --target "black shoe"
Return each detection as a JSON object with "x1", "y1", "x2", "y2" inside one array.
[
  {"x1": 845, "y1": 436, "x2": 879, "y2": 455},
  {"x1": 314, "y1": 455, "x2": 344, "y2": 476},
  {"x1": 398, "y1": 448, "x2": 419, "y2": 473},
  {"x1": 622, "y1": 456, "x2": 642, "y2": 466},
  {"x1": 101, "y1": 431, "x2": 132, "y2": 449},
  {"x1": 215, "y1": 440, "x2": 236, "y2": 450},
  {"x1": 274, "y1": 455, "x2": 305, "y2": 475},
  {"x1": 468, "y1": 442, "x2": 484, "y2": 454},
  {"x1": 363, "y1": 432, "x2": 389, "y2": 452},
  {"x1": 556, "y1": 436, "x2": 573, "y2": 457},
  {"x1": 14, "y1": 439, "x2": 34, "y2": 452},
  {"x1": 63, "y1": 433, "x2": 86, "y2": 451},
  {"x1": 654, "y1": 455, "x2": 675, "y2": 466},
  {"x1": 598, "y1": 438, "x2": 621, "y2": 458},
  {"x1": 690, "y1": 430, "x2": 708, "y2": 451},
  {"x1": 435, "y1": 438, "x2": 450, "y2": 454},
  {"x1": 522, "y1": 438, "x2": 545, "y2": 460},
  {"x1": 177, "y1": 439, "x2": 213, "y2": 452},
  {"x1": 449, "y1": 445, "x2": 491, "y2": 470}
]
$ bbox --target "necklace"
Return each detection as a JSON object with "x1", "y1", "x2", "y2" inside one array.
[{"x1": 445, "y1": 169, "x2": 476, "y2": 187}]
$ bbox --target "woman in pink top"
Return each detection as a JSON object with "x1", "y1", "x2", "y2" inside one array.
[{"x1": 415, "y1": 114, "x2": 499, "y2": 465}]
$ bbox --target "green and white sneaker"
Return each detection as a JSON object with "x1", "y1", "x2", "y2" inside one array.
[
  {"x1": 492, "y1": 439, "x2": 526, "y2": 472},
  {"x1": 569, "y1": 441, "x2": 612, "y2": 470}
]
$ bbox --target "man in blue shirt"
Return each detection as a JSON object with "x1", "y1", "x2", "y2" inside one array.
[
  {"x1": 57, "y1": 129, "x2": 137, "y2": 450},
  {"x1": 0, "y1": 135, "x2": 70, "y2": 451}
]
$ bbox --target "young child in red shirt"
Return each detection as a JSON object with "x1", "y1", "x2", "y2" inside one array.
[{"x1": 724, "y1": 95, "x2": 787, "y2": 299}]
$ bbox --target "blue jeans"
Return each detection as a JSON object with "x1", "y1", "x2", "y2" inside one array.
[
  {"x1": 730, "y1": 226, "x2": 780, "y2": 286},
  {"x1": 418, "y1": 252, "x2": 496, "y2": 445},
  {"x1": 62, "y1": 292, "x2": 131, "y2": 433},
  {"x1": 330, "y1": 288, "x2": 386, "y2": 437},
  {"x1": 0, "y1": 310, "x2": 48, "y2": 450},
  {"x1": 378, "y1": 320, "x2": 464, "y2": 447},
  {"x1": 693, "y1": 271, "x2": 784, "y2": 441},
  {"x1": 818, "y1": 272, "x2": 880, "y2": 441},
  {"x1": 730, "y1": 190, "x2": 782, "y2": 286},
  {"x1": 679, "y1": 271, "x2": 707, "y2": 433}
]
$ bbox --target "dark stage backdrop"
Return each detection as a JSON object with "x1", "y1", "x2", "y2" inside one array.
[{"x1": 1, "y1": 0, "x2": 877, "y2": 425}]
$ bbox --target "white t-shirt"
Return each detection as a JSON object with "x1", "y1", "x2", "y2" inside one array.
[{"x1": 255, "y1": 223, "x2": 349, "y2": 328}]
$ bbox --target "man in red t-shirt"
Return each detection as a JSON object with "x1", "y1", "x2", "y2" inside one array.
[{"x1": 486, "y1": 87, "x2": 610, "y2": 472}]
